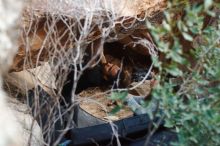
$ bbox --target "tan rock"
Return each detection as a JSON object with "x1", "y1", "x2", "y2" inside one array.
[
  {"x1": 10, "y1": 0, "x2": 167, "y2": 72},
  {"x1": 130, "y1": 80, "x2": 152, "y2": 97}
]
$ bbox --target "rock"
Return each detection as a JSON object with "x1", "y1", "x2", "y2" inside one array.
[
  {"x1": 103, "y1": 116, "x2": 119, "y2": 121},
  {"x1": 10, "y1": 0, "x2": 167, "y2": 72},
  {"x1": 130, "y1": 80, "x2": 152, "y2": 97},
  {"x1": 8, "y1": 97, "x2": 44, "y2": 146}
]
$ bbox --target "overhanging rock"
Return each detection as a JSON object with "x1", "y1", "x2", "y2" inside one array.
[{"x1": 10, "y1": 0, "x2": 166, "y2": 72}]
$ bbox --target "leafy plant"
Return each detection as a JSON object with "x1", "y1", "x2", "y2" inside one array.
[
  {"x1": 148, "y1": 0, "x2": 220, "y2": 145},
  {"x1": 108, "y1": 91, "x2": 128, "y2": 114}
]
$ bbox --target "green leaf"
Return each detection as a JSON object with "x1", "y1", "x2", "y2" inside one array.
[
  {"x1": 205, "y1": 0, "x2": 213, "y2": 10},
  {"x1": 164, "y1": 120, "x2": 175, "y2": 128},
  {"x1": 110, "y1": 105, "x2": 122, "y2": 115},
  {"x1": 162, "y1": 21, "x2": 171, "y2": 32},
  {"x1": 166, "y1": 67, "x2": 183, "y2": 77},
  {"x1": 108, "y1": 91, "x2": 128, "y2": 100},
  {"x1": 182, "y1": 32, "x2": 193, "y2": 41}
]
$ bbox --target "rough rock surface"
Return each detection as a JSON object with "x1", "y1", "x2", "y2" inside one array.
[{"x1": 11, "y1": 0, "x2": 167, "y2": 72}]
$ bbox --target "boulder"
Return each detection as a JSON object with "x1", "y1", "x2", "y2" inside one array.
[{"x1": 10, "y1": 0, "x2": 167, "y2": 72}]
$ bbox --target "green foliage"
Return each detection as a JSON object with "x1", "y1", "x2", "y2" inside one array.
[
  {"x1": 107, "y1": 1, "x2": 219, "y2": 145},
  {"x1": 148, "y1": 0, "x2": 220, "y2": 145},
  {"x1": 108, "y1": 91, "x2": 128, "y2": 114},
  {"x1": 108, "y1": 91, "x2": 128, "y2": 101}
]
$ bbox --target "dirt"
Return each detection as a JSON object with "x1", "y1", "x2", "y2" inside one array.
[{"x1": 79, "y1": 87, "x2": 133, "y2": 121}]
